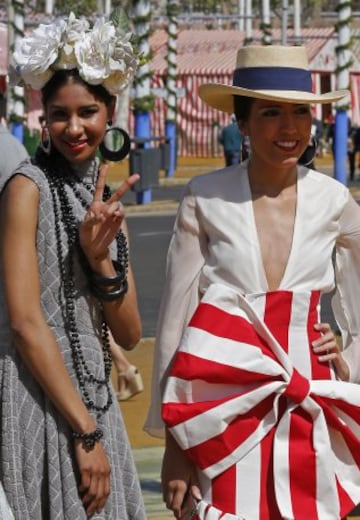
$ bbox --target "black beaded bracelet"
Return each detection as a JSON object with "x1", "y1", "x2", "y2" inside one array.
[
  {"x1": 72, "y1": 427, "x2": 104, "y2": 449},
  {"x1": 91, "y1": 279, "x2": 128, "y2": 301}
]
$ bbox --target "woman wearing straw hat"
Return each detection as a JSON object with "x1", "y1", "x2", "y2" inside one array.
[{"x1": 145, "y1": 45, "x2": 360, "y2": 520}]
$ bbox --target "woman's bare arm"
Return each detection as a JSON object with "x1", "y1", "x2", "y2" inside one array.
[
  {"x1": 0, "y1": 174, "x2": 111, "y2": 516},
  {"x1": 79, "y1": 167, "x2": 142, "y2": 349}
]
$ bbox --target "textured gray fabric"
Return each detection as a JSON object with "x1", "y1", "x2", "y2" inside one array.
[{"x1": 0, "y1": 158, "x2": 146, "y2": 519}]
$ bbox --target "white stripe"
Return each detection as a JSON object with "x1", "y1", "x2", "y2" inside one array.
[
  {"x1": 273, "y1": 411, "x2": 294, "y2": 519},
  {"x1": 203, "y1": 407, "x2": 277, "y2": 480},
  {"x1": 202, "y1": 285, "x2": 294, "y2": 374},
  {"x1": 178, "y1": 326, "x2": 283, "y2": 377},
  {"x1": 196, "y1": 501, "x2": 242, "y2": 519},
  {"x1": 333, "y1": 405, "x2": 360, "y2": 437},
  {"x1": 310, "y1": 379, "x2": 360, "y2": 405},
  {"x1": 168, "y1": 382, "x2": 282, "y2": 450},
  {"x1": 288, "y1": 292, "x2": 312, "y2": 377},
  {"x1": 198, "y1": 470, "x2": 213, "y2": 508},
  {"x1": 235, "y1": 444, "x2": 261, "y2": 519},
  {"x1": 311, "y1": 405, "x2": 339, "y2": 518},
  {"x1": 333, "y1": 431, "x2": 360, "y2": 505},
  {"x1": 244, "y1": 292, "x2": 267, "y2": 319},
  {"x1": 164, "y1": 373, "x2": 271, "y2": 403}
]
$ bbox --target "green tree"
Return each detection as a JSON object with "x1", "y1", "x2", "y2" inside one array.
[{"x1": 54, "y1": 0, "x2": 97, "y2": 16}]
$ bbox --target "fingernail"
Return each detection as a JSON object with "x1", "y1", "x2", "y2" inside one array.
[{"x1": 193, "y1": 488, "x2": 202, "y2": 500}]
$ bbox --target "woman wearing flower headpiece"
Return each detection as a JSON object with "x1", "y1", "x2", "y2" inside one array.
[
  {"x1": 145, "y1": 45, "x2": 360, "y2": 520},
  {"x1": 0, "y1": 12, "x2": 146, "y2": 520}
]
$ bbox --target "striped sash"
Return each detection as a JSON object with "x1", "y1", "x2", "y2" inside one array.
[{"x1": 162, "y1": 283, "x2": 360, "y2": 519}]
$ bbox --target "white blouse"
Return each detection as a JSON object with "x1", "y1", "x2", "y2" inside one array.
[{"x1": 144, "y1": 162, "x2": 360, "y2": 438}]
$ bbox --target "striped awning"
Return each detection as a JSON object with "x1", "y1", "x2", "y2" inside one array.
[{"x1": 150, "y1": 27, "x2": 335, "y2": 77}]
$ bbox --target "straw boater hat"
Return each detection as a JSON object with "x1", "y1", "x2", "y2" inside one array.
[{"x1": 199, "y1": 45, "x2": 349, "y2": 113}]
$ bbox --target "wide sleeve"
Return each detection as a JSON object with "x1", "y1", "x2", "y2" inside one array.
[
  {"x1": 332, "y1": 193, "x2": 360, "y2": 383},
  {"x1": 144, "y1": 182, "x2": 208, "y2": 437}
]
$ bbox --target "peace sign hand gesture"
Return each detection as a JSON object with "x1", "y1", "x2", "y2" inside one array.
[{"x1": 79, "y1": 164, "x2": 139, "y2": 264}]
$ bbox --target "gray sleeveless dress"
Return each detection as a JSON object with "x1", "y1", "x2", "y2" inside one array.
[{"x1": 0, "y1": 158, "x2": 146, "y2": 520}]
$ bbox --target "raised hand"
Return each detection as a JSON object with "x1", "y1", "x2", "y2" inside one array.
[{"x1": 79, "y1": 164, "x2": 139, "y2": 263}]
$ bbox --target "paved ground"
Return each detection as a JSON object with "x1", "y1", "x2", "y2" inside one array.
[{"x1": 108, "y1": 154, "x2": 360, "y2": 519}]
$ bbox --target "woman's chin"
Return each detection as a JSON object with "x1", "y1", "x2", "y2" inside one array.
[{"x1": 282, "y1": 156, "x2": 299, "y2": 167}]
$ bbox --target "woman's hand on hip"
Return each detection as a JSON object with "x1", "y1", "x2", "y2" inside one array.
[{"x1": 312, "y1": 322, "x2": 350, "y2": 381}]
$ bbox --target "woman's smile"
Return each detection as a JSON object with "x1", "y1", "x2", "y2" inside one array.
[
  {"x1": 64, "y1": 140, "x2": 88, "y2": 152},
  {"x1": 275, "y1": 140, "x2": 299, "y2": 151}
]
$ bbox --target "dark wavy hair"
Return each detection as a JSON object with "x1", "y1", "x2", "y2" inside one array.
[
  {"x1": 233, "y1": 95, "x2": 254, "y2": 122},
  {"x1": 41, "y1": 68, "x2": 114, "y2": 108}
]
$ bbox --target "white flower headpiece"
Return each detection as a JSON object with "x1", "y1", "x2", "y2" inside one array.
[{"x1": 12, "y1": 12, "x2": 139, "y2": 95}]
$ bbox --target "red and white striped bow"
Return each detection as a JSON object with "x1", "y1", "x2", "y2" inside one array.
[{"x1": 162, "y1": 283, "x2": 360, "y2": 519}]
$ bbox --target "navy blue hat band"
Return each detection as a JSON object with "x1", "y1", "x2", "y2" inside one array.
[{"x1": 233, "y1": 67, "x2": 312, "y2": 92}]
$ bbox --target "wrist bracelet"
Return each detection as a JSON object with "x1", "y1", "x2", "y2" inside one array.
[
  {"x1": 91, "y1": 279, "x2": 128, "y2": 301},
  {"x1": 91, "y1": 260, "x2": 127, "y2": 287},
  {"x1": 72, "y1": 427, "x2": 104, "y2": 449}
]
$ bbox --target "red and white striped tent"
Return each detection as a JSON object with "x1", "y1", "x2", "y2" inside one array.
[{"x1": 146, "y1": 27, "x2": 360, "y2": 157}]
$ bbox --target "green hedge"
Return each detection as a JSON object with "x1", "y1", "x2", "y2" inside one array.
[{"x1": 23, "y1": 127, "x2": 40, "y2": 156}]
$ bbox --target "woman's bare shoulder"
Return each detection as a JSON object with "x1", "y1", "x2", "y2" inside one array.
[{"x1": 0, "y1": 159, "x2": 46, "y2": 198}]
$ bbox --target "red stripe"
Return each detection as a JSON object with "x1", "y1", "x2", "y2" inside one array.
[
  {"x1": 313, "y1": 396, "x2": 360, "y2": 468},
  {"x1": 184, "y1": 397, "x2": 274, "y2": 471},
  {"x1": 260, "y1": 421, "x2": 282, "y2": 519},
  {"x1": 189, "y1": 303, "x2": 278, "y2": 362},
  {"x1": 260, "y1": 291, "x2": 293, "y2": 519},
  {"x1": 283, "y1": 368, "x2": 310, "y2": 404},
  {"x1": 307, "y1": 291, "x2": 332, "y2": 380},
  {"x1": 264, "y1": 291, "x2": 292, "y2": 353},
  {"x1": 170, "y1": 351, "x2": 280, "y2": 386},
  {"x1": 163, "y1": 397, "x2": 234, "y2": 426},
  {"x1": 289, "y1": 409, "x2": 318, "y2": 519},
  {"x1": 322, "y1": 397, "x2": 360, "y2": 425},
  {"x1": 162, "y1": 378, "x2": 277, "y2": 426},
  {"x1": 212, "y1": 465, "x2": 237, "y2": 514},
  {"x1": 336, "y1": 477, "x2": 355, "y2": 519}
]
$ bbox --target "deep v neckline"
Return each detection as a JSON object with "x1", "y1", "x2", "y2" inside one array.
[{"x1": 246, "y1": 168, "x2": 300, "y2": 291}]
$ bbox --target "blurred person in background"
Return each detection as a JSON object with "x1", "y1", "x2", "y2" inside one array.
[{"x1": 219, "y1": 115, "x2": 242, "y2": 166}]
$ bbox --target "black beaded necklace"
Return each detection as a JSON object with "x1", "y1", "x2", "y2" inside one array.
[{"x1": 34, "y1": 149, "x2": 128, "y2": 417}]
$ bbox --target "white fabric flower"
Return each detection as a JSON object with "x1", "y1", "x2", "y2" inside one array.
[
  {"x1": 12, "y1": 13, "x2": 139, "y2": 94},
  {"x1": 104, "y1": 32, "x2": 138, "y2": 94},
  {"x1": 13, "y1": 18, "x2": 66, "y2": 89},
  {"x1": 75, "y1": 18, "x2": 115, "y2": 86},
  {"x1": 65, "y1": 12, "x2": 89, "y2": 44},
  {"x1": 54, "y1": 12, "x2": 89, "y2": 70}
]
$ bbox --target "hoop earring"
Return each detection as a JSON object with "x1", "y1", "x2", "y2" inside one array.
[
  {"x1": 99, "y1": 127, "x2": 131, "y2": 162},
  {"x1": 40, "y1": 126, "x2": 51, "y2": 155},
  {"x1": 299, "y1": 136, "x2": 318, "y2": 168}
]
